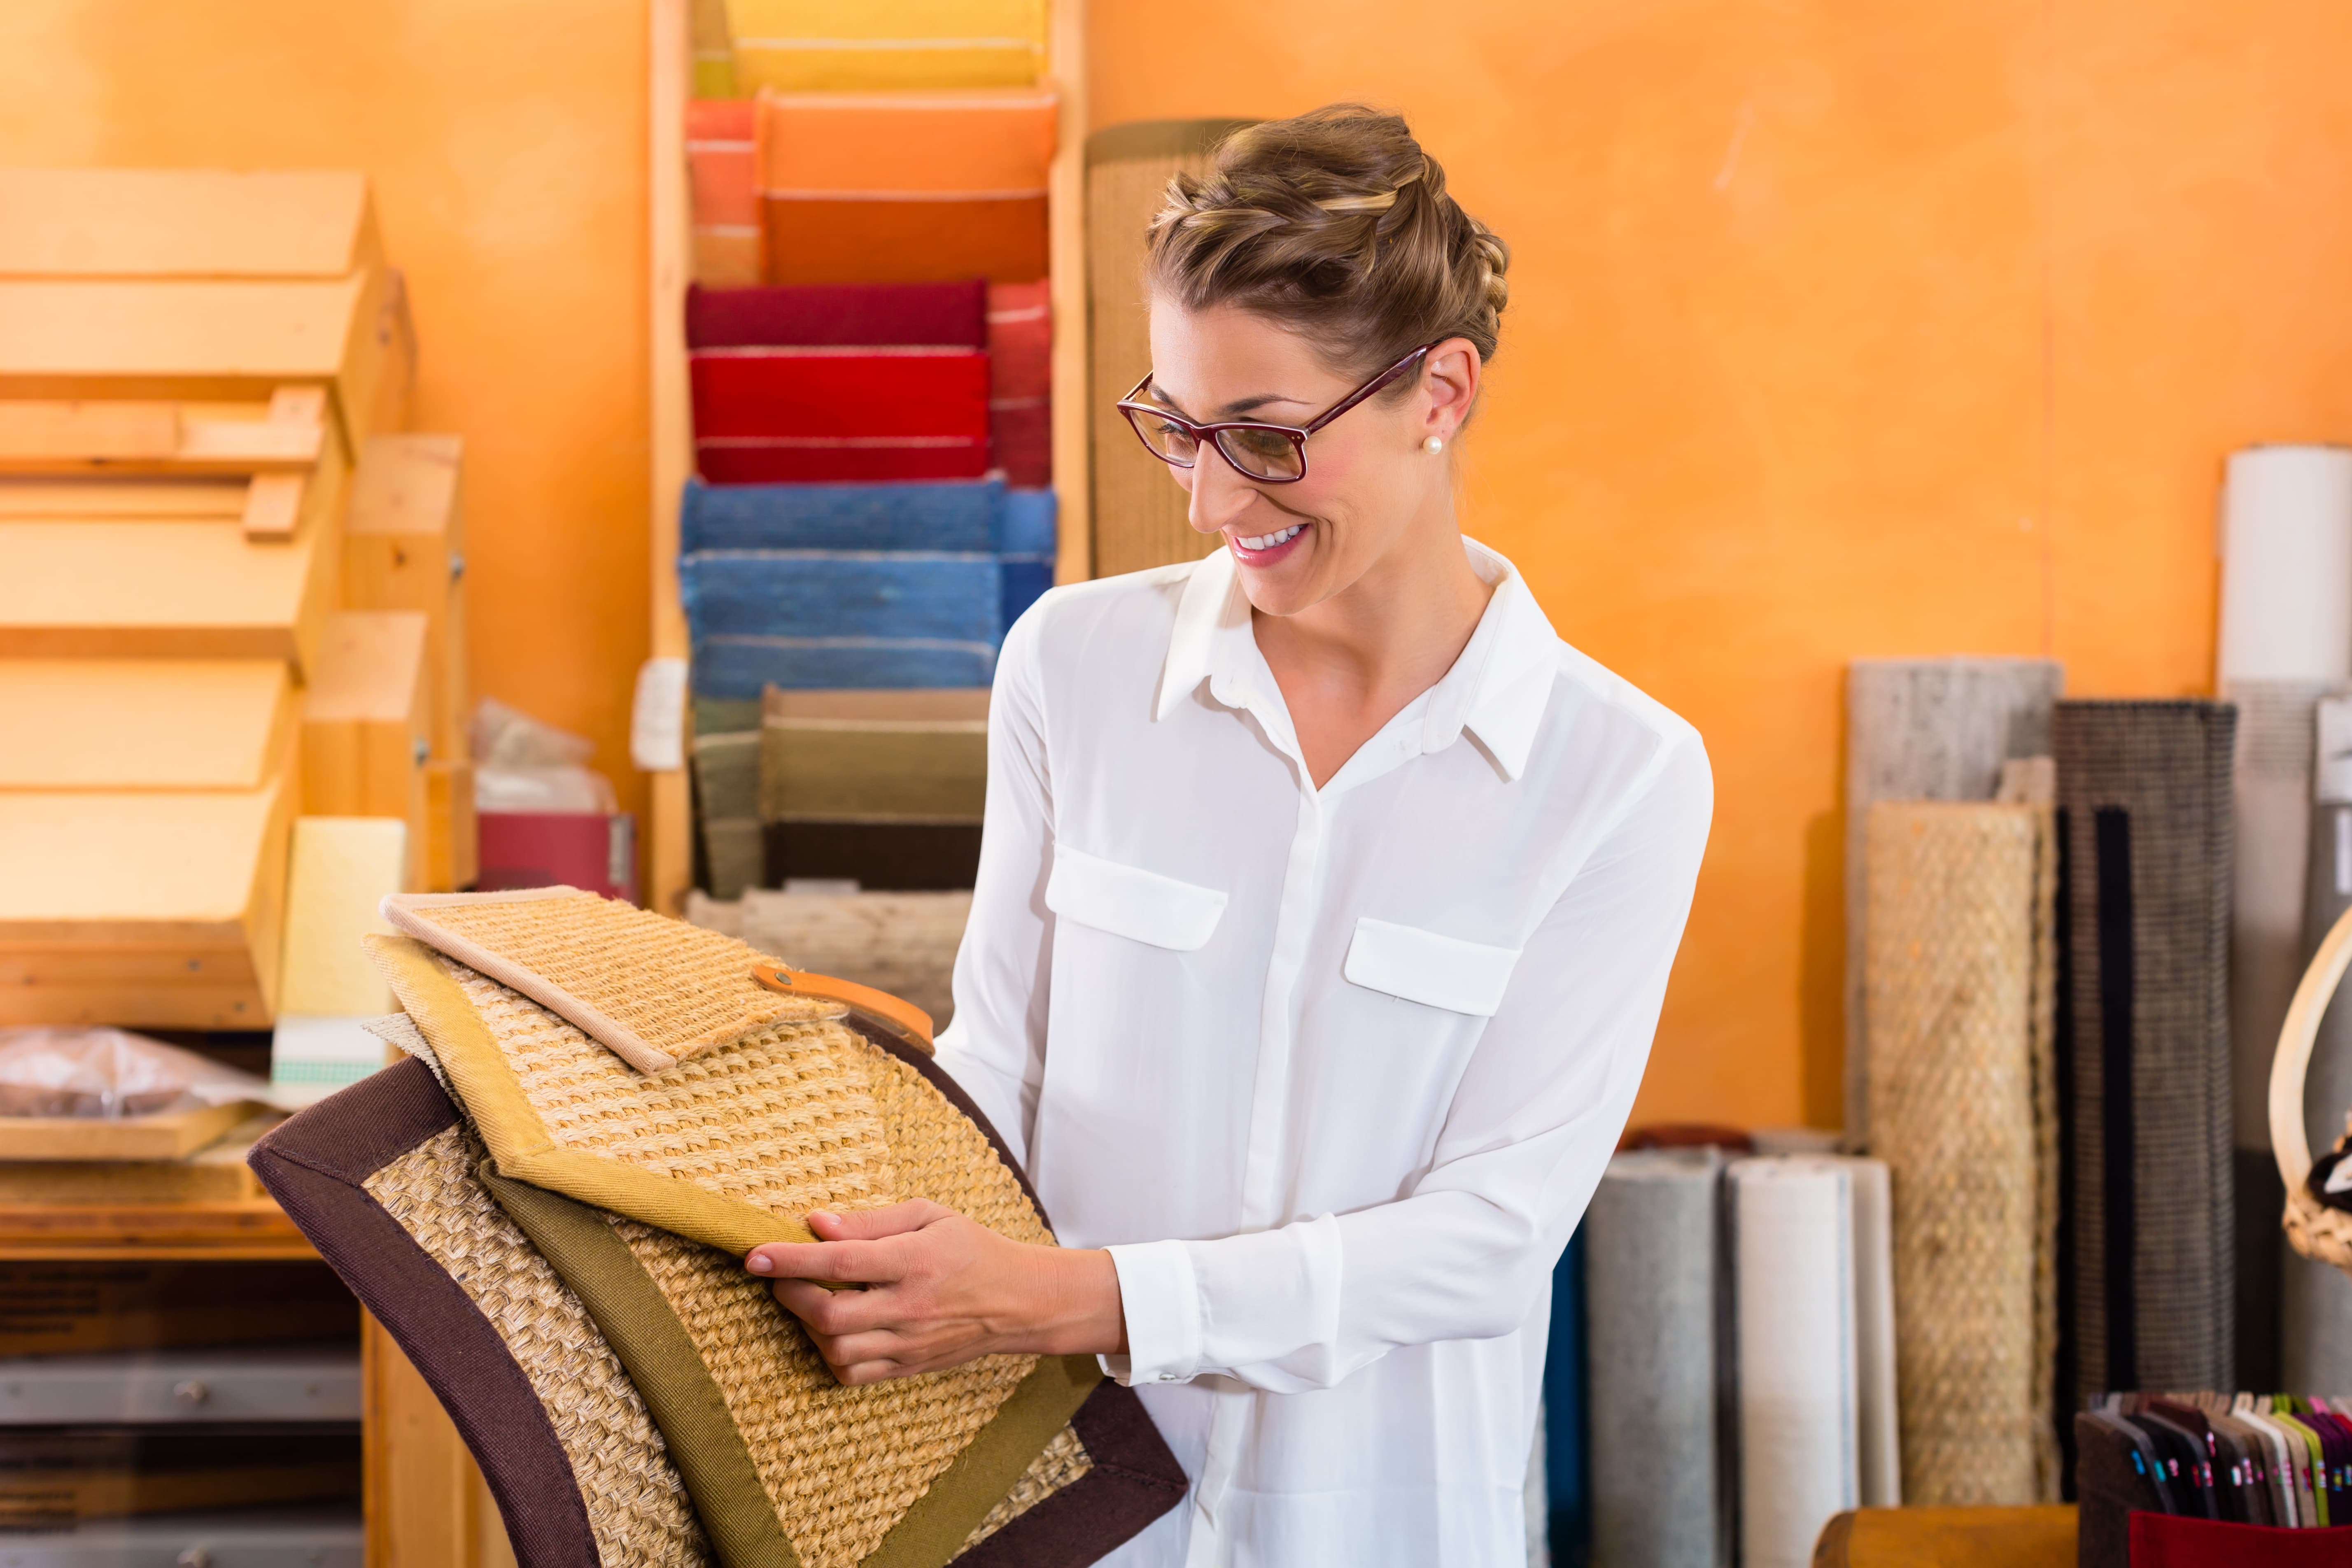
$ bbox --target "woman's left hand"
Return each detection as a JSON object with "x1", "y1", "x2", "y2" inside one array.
[{"x1": 746, "y1": 1201, "x2": 1126, "y2": 1384}]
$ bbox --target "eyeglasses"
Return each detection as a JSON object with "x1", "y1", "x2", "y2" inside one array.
[{"x1": 1116, "y1": 342, "x2": 1436, "y2": 484}]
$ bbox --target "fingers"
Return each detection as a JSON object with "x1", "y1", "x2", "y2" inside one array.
[
  {"x1": 807, "y1": 1200, "x2": 950, "y2": 1242},
  {"x1": 744, "y1": 1237, "x2": 899, "y2": 1284},
  {"x1": 769, "y1": 1277, "x2": 902, "y2": 1336}
]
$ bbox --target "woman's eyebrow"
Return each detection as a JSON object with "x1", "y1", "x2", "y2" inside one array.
[{"x1": 1143, "y1": 381, "x2": 1312, "y2": 420}]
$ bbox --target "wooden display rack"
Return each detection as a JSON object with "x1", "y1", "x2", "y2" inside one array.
[{"x1": 641, "y1": 0, "x2": 1093, "y2": 916}]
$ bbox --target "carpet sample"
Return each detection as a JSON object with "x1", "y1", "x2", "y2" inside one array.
[
  {"x1": 682, "y1": 551, "x2": 1002, "y2": 647},
  {"x1": 760, "y1": 687, "x2": 988, "y2": 825},
  {"x1": 987, "y1": 281, "x2": 1051, "y2": 488},
  {"x1": 688, "y1": 100, "x2": 762, "y2": 287},
  {"x1": 690, "y1": 348, "x2": 990, "y2": 485},
  {"x1": 686, "y1": 280, "x2": 987, "y2": 352},
  {"x1": 692, "y1": 638, "x2": 997, "y2": 701},
  {"x1": 681, "y1": 476, "x2": 1006, "y2": 555},
  {"x1": 1865, "y1": 802, "x2": 2057, "y2": 1504},
  {"x1": 1584, "y1": 1148, "x2": 1722, "y2": 1568},
  {"x1": 765, "y1": 821, "x2": 985, "y2": 893},
  {"x1": 1844, "y1": 658, "x2": 2063, "y2": 1144},
  {"x1": 721, "y1": 0, "x2": 1047, "y2": 93},
  {"x1": 248, "y1": 1056, "x2": 716, "y2": 1568},
  {"x1": 692, "y1": 729, "x2": 762, "y2": 902},
  {"x1": 2052, "y1": 699, "x2": 2237, "y2": 1403},
  {"x1": 760, "y1": 90, "x2": 1054, "y2": 286}
]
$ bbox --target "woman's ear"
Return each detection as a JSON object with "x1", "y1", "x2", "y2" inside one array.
[{"x1": 1420, "y1": 336, "x2": 1482, "y2": 445}]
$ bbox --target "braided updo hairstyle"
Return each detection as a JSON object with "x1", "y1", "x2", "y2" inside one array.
[{"x1": 1146, "y1": 105, "x2": 1509, "y2": 389}]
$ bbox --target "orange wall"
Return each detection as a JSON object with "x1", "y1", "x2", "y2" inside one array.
[
  {"x1": 0, "y1": 0, "x2": 654, "y2": 837},
  {"x1": 11, "y1": 3, "x2": 2352, "y2": 1132},
  {"x1": 1091, "y1": 0, "x2": 2352, "y2": 1129}
]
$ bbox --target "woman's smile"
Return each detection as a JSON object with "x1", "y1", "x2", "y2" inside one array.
[{"x1": 1229, "y1": 520, "x2": 1310, "y2": 564}]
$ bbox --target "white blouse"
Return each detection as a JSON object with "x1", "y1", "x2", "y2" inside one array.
[{"x1": 934, "y1": 538, "x2": 1712, "y2": 1567}]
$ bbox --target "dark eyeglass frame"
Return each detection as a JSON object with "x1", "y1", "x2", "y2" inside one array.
[{"x1": 1116, "y1": 341, "x2": 1438, "y2": 484}]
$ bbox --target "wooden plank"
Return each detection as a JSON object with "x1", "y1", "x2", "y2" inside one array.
[
  {"x1": 0, "y1": 658, "x2": 291, "y2": 790},
  {"x1": 0, "y1": 400, "x2": 324, "y2": 475},
  {"x1": 0, "y1": 764, "x2": 295, "y2": 1025},
  {"x1": 0, "y1": 1102, "x2": 259, "y2": 1163},
  {"x1": 346, "y1": 435, "x2": 467, "y2": 757},
  {"x1": 0, "y1": 475, "x2": 244, "y2": 517},
  {"x1": 0, "y1": 271, "x2": 390, "y2": 457},
  {"x1": 1812, "y1": 1506, "x2": 2074, "y2": 1567},
  {"x1": 0, "y1": 169, "x2": 380, "y2": 279},
  {"x1": 0, "y1": 1200, "x2": 313, "y2": 1260},
  {"x1": 1047, "y1": 0, "x2": 1091, "y2": 584},
  {"x1": 0, "y1": 511, "x2": 338, "y2": 676},
  {"x1": 301, "y1": 611, "x2": 430, "y2": 853},
  {"x1": 424, "y1": 760, "x2": 479, "y2": 893},
  {"x1": 649, "y1": 0, "x2": 695, "y2": 916}
]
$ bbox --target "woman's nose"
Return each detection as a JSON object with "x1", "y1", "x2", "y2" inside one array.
[{"x1": 1184, "y1": 445, "x2": 1257, "y2": 535}]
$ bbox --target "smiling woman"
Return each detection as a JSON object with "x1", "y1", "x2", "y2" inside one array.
[{"x1": 747, "y1": 105, "x2": 1716, "y2": 1568}]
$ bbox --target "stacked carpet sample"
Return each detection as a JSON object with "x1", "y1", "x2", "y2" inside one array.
[{"x1": 250, "y1": 888, "x2": 1184, "y2": 1567}]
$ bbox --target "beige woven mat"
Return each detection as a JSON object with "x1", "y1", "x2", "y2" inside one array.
[
  {"x1": 385, "y1": 887, "x2": 841, "y2": 1073},
  {"x1": 366, "y1": 1123, "x2": 712, "y2": 1568},
  {"x1": 602, "y1": 1038, "x2": 1058, "y2": 1568},
  {"x1": 1865, "y1": 801, "x2": 2047, "y2": 1506}
]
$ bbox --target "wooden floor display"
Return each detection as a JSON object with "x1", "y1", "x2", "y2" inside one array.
[{"x1": 1084, "y1": 119, "x2": 1255, "y2": 579}]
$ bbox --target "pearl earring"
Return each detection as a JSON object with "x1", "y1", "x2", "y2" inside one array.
[{"x1": 1423, "y1": 435, "x2": 1445, "y2": 455}]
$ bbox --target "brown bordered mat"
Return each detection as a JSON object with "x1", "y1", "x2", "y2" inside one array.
[
  {"x1": 381, "y1": 886, "x2": 837, "y2": 1072},
  {"x1": 361, "y1": 927, "x2": 1185, "y2": 1566},
  {"x1": 246, "y1": 1056, "x2": 715, "y2": 1568}
]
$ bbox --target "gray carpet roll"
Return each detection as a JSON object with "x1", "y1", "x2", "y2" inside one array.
[
  {"x1": 2052, "y1": 699, "x2": 2236, "y2": 1405},
  {"x1": 1584, "y1": 1149, "x2": 1721, "y2": 1568},
  {"x1": 2286, "y1": 701, "x2": 2352, "y2": 1393},
  {"x1": 1845, "y1": 659, "x2": 2063, "y2": 1144}
]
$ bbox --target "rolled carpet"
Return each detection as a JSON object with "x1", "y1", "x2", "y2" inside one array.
[
  {"x1": 1085, "y1": 121, "x2": 1256, "y2": 578},
  {"x1": 1865, "y1": 801, "x2": 2053, "y2": 1504},
  {"x1": 2052, "y1": 699, "x2": 2236, "y2": 1404},
  {"x1": 685, "y1": 280, "x2": 987, "y2": 350},
  {"x1": 1729, "y1": 1156, "x2": 1898, "y2": 1568},
  {"x1": 1844, "y1": 659, "x2": 2063, "y2": 1145},
  {"x1": 1583, "y1": 1148, "x2": 1721, "y2": 1568}
]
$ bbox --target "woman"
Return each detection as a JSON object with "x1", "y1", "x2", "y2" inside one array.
[{"x1": 747, "y1": 105, "x2": 1713, "y2": 1565}]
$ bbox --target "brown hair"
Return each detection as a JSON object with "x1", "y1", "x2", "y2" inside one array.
[{"x1": 1145, "y1": 105, "x2": 1509, "y2": 387}]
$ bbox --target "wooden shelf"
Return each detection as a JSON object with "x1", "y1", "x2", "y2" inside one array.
[{"x1": 0, "y1": 1196, "x2": 315, "y2": 1260}]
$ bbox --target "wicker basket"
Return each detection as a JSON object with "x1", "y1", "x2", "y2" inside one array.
[{"x1": 2274, "y1": 902, "x2": 2352, "y2": 1271}]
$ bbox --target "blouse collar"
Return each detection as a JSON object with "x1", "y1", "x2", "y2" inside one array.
[{"x1": 1153, "y1": 538, "x2": 1561, "y2": 782}]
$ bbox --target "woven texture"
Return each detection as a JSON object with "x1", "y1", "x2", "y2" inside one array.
[
  {"x1": 436, "y1": 948, "x2": 1074, "y2": 1563},
  {"x1": 1844, "y1": 659, "x2": 2063, "y2": 1143},
  {"x1": 390, "y1": 888, "x2": 839, "y2": 1069},
  {"x1": 443, "y1": 956, "x2": 901, "y2": 1219},
  {"x1": 1864, "y1": 803, "x2": 2046, "y2": 1505},
  {"x1": 366, "y1": 1125, "x2": 712, "y2": 1568},
  {"x1": 2054, "y1": 699, "x2": 2236, "y2": 1403},
  {"x1": 959, "y1": 1425, "x2": 1093, "y2": 1552}
]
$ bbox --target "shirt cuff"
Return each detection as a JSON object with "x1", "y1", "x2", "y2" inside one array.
[{"x1": 1102, "y1": 1239, "x2": 1202, "y2": 1385}]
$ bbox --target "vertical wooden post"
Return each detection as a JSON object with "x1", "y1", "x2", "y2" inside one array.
[
  {"x1": 365, "y1": 1312, "x2": 501, "y2": 1566},
  {"x1": 1047, "y1": 0, "x2": 1091, "y2": 584},
  {"x1": 648, "y1": 0, "x2": 696, "y2": 914}
]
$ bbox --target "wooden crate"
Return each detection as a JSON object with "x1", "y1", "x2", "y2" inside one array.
[
  {"x1": 0, "y1": 441, "x2": 346, "y2": 677},
  {"x1": 0, "y1": 169, "x2": 382, "y2": 280},
  {"x1": 0, "y1": 757, "x2": 298, "y2": 1028},
  {"x1": 300, "y1": 610, "x2": 429, "y2": 834},
  {"x1": 345, "y1": 435, "x2": 468, "y2": 760},
  {"x1": 0, "y1": 658, "x2": 292, "y2": 790},
  {"x1": 0, "y1": 271, "x2": 398, "y2": 457}
]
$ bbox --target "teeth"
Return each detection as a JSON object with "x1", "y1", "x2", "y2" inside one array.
[{"x1": 1237, "y1": 524, "x2": 1303, "y2": 552}]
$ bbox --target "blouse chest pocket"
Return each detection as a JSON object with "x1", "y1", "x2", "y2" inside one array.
[
  {"x1": 1045, "y1": 843, "x2": 1228, "y2": 951},
  {"x1": 1343, "y1": 917, "x2": 1524, "y2": 1017}
]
